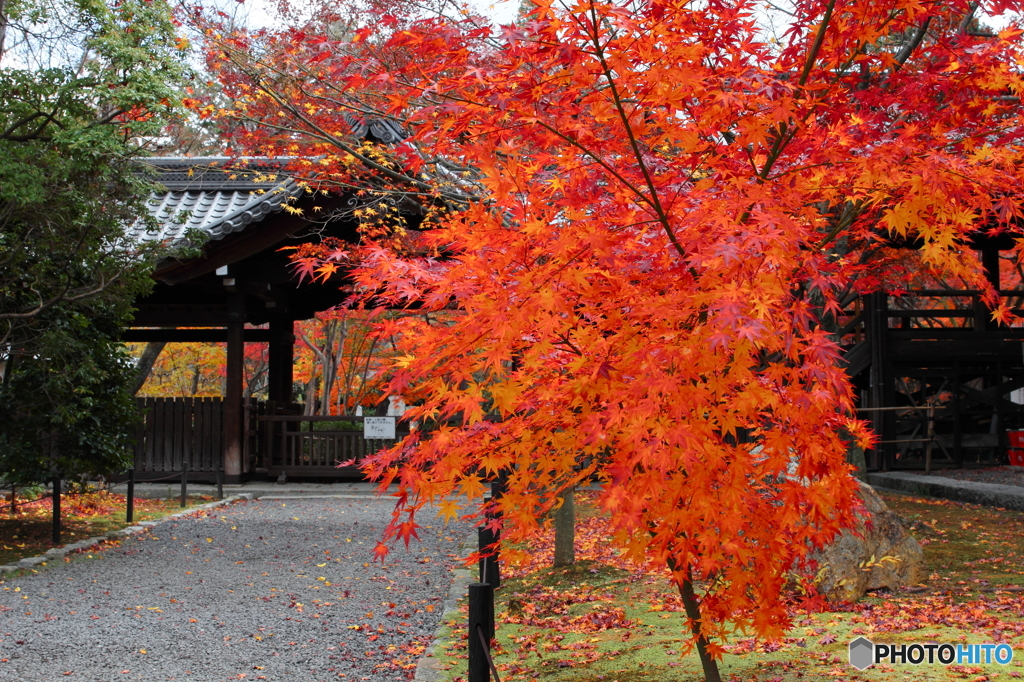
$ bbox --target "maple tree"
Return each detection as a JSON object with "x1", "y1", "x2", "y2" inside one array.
[
  {"x1": 133, "y1": 342, "x2": 227, "y2": 398},
  {"x1": 293, "y1": 308, "x2": 399, "y2": 415},
  {"x1": 193, "y1": 0, "x2": 1024, "y2": 678},
  {"x1": 131, "y1": 310, "x2": 404, "y2": 411}
]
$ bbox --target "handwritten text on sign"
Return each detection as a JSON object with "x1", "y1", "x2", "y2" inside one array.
[{"x1": 364, "y1": 417, "x2": 396, "y2": 440}]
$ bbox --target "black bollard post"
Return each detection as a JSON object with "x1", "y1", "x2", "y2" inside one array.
[
  {"x1": 216, "y1": 467, "x2": 224, "y2": 501},
  {"x1": 468, "y1": 582, "x2": 495, "y2": 682},
  {"x1": 51, "y1": 475, "x2": 61, "y2": 545},
  {"x1": 490, "y1": 475, "x2": 506, "y2": 506},
  {"x1": 478, "y1": 526, "x2": 500, "y2": 589},
  {"x1": 180, "y1": 460, "x2": 189, "y2": 508},
  {"x1": 126, "y1": 468, "x2": 135, "y2": 523},
  {"x1": 10, "y1": 483, "x2": 15, "y2": 514},
  {"x1": 488, "y1": 475, "x2": 506, "y2": 588}
]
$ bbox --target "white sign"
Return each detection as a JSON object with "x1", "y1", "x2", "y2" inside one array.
[{"x1": 364, "y1": 417, "x2": 396, "y2": 440}]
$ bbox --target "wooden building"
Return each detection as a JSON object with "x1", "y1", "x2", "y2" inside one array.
[
  {"x1": 842, "y1": 234, "x2": 1024, "y2": 472},
  {"x1": 125, "y1": 157, "x2": 411, "y2": 483}
]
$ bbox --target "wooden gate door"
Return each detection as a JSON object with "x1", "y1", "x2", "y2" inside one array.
[{"x1": 132, "y1": 397, "x2": 224, "y2": 480}]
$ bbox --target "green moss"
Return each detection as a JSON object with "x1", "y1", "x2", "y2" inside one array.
[
  {"x1": 881, "y1": 492, "x2": 1024, "y2": 589},
  {"x1": 426, "y1": 491, "x2": 1024, "y2": 681}
]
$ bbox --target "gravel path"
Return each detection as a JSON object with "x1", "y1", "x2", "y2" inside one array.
[
  {"x1": 0, "y1": 496, "x2": 469, "y2": 681},
  {"x1": 932, "y1": 466, "x2": 1024, "y2": 488}
]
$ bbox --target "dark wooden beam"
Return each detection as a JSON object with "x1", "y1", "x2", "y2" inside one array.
[
  {"x1": 959, "y1": 384, "x2": 1024, "y2": 413},
  {"x1": 891, "y1": 329, "x2": 1024, "y2": 341},
  {"x1": 131, "y1": 307, "x2": 229, "y2": 327},
  {"x1": 121, "y1": 328, "x2": 272, "y2": 343},
  {"x1": 887, "y1": 338, "x2": 1024, "y2": 362},
  {"x1": 865, "y1": 292, "x2": 897, "y2": 470}
]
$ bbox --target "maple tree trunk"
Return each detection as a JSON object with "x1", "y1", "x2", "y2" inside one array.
[
  {"x1": 677, "y1": 569, "x2": 722, "y2": 682},
  {"x1": 553, "y1": 486, "x2": 575, "y2": 567},
  {"x1": 129, "y1": 341, "x2": 166, "y2": 395},
  {"x1": 304, "y1": 374, "x2": 317, "y2": 416}
]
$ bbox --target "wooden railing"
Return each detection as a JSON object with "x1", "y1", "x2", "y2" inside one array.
[
  {"x1": 255, "y1": 414, "x2": 408, "y2": 477},
  {"x1": 838, "y1": 290, "x2": 1024, "y2": 471},
  {"x1": 840, "y1": 290, "x2": 1024, "y2": 338}
]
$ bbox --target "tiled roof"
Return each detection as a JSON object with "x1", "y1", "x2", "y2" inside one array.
[
  {"x1": 130, "y1": 158, "x2": 303, "y2": 244},
  {"x1": 343, "y1": 115, "x2": 407, "y2": 144}
]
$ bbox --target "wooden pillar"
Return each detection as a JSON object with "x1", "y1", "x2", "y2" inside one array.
[
  {"x1": 982, "y1": 245, "x2": 1000, "y2": 290},
  {"x1": 867, "y1": 292, "x2": 892, "y2": 471},
  {"x1": 982, "y1": 245, "x2": 1001, "y2": 332},
  {"x1": 268, "y1": 316, "x2": 294, "y2": 404},
  {"x1": 951, "y1": 366, "x2": 961, "y2": 466},
  {"x1": 223, "y1": 294, "x2": 245, "y2": 483}
]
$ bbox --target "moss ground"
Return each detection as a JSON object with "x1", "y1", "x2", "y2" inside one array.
[{"x1": 426, "y1": 491, "x2": 1024, "y2": 682}]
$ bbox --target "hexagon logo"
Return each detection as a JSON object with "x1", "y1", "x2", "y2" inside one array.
[{"x1": 849, "y1": 636, "x2": 874, "y2": 670}]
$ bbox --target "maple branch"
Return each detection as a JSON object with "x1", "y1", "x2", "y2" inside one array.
[
  {"x1": 213, "y1": 47, "x2": 485, "y2": 210},
  {"x1": 958, "y1": 2, "x2": 980, "y2": 34},
  {"x1": 892, "y1": 17, "x2": 932, "y2": 71},
  {"x1": 553, "y1": 333, "x2": 584, "y2": 357},
  {"x1": 798, "y1": 0, "x2": 837, "y2": 88},
  {"x1": 576, "y1": 0, "x2": 686, "y2": 261},
  {"x1": 739, "y1": 120, "x2": 798, "y2": 223},
  {"x1": 531, "y1": 241, "x2": 599, "y2": 293},
  {"x1": 227, "y1": 99, "x2": 478, "y2": 210},
  {"x1": 255, "y1": 57, "x2": 412, "y2": 130},
  {"x1": 764, "y1": 1, "x2": 796, "y2": 17},
  {"x1": 815, "y1": 200, "x2": 866, "y2": 250},
  {"x1": 529, "y1": 119, "x2": 654, "y2": 216},
  {"x1": 747, "y1": 0, "x2": 841, "y2": 207}
]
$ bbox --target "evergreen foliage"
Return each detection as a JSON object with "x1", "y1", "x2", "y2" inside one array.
[{"x1": 0, "y1": 0, "x2": 189, "y2": 484}]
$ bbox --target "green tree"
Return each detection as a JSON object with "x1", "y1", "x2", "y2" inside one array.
[
  {"x1": 1, "y1": 304, "x2": 140, "y2": 484},
  {"x1": 0, "y1": 0, "x2": 190, "y2": 484}
]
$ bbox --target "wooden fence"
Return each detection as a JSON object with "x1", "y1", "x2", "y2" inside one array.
[
  {"x1": 132, "y1": 397, "x2": 225, "y2": 480},
  {"x1": 255, "y1": 414, "x2": 407, "y2": 478},
  {"x1": 131, "y1": 399, "x2": 398, "y2": 480}
]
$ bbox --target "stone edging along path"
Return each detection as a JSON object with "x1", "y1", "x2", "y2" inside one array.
[
  {"x1": 413, "y1": 533, "x2": 477, "y2": 682},
  {"x1": 0, "y1": 493, "x2": 257, "y2": 575},
  {"x1": 867, "y1": 471, "x2": 1024, "y2": 512}
]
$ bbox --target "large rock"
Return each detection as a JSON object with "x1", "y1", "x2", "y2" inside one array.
[{"x1": 810, "y1": 480, "x2": 924, "y2": 603}]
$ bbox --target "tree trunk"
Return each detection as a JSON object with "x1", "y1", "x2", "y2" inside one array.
[
  {"x1": 0, "y1": 0, "x2": 9, "y2": 62},
  {"x1": 676, "y1": 568, "x2": 722, "y2": 682},
  {"x1": 129, "y1": 341, "x2": 166, "y2": 395},
  {"x1": 319, "y1": 320, "x2": 338, "y2": 415},
  {"x1": 553, "y1": 487, "x2": 575, "y2": 567},
  {"x1": 304, "y1": 374, "x2": 317, "y2": 416},
  {"x1": 1, "y1": 345, "x2": 14, "y2": 390}
]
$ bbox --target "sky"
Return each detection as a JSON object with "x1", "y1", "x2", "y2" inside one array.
[
  {"x1": 232, "y1": 0, "x2": 1017, "y2": 40},
  {"x1": 237, "y1": 0, "x2": 522, "y2": 30}
]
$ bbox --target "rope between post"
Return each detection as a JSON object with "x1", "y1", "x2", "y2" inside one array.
[
  {"x1": 476, "y1": 624, "x2": 502, "y2": 682},
  {"x1": 122, "y1": 471, "x2": 192, "y2": 483}
]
